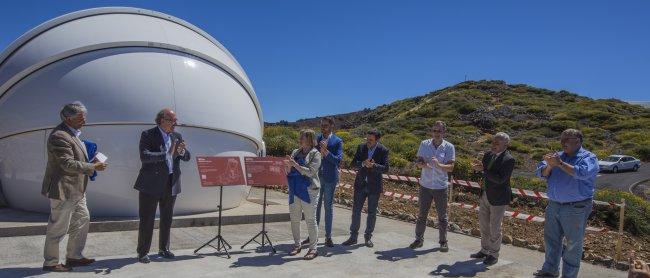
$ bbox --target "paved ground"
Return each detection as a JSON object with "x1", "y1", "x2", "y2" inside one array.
[
  {"x1": 596, "y1": 166, "x2": 650, "y2": 193},
  {"x1": 0, "y1": 203, "x2": 624, "y2": 278}
]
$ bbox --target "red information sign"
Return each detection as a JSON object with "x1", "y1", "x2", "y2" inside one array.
[
  {"x1": 196, "y1": 156, "x2": 246, "y2": 186},
  {"x1": 244, "y1": 156, "x2": 288, "y2": 187}
]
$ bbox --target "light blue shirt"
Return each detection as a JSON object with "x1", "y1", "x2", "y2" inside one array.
[
  {"x1": 417, "y1": 139, "x2": 455, "y2": 189},
  {"x1": 535, "y1": 147, "x2": 598, "y2": 203},
  {"x1": 367, "y1": 144, "x2": 377, "y2": 160},
  {"x1": 158, "y1": 127, "x2": 174, "y2": 174},
  {"x1": 65, "y1": 124, "x2": 81, "y2": 138}
]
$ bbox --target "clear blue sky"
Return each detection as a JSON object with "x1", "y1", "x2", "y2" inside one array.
[{"x1": 1, "y1": 0, "x2": 648, "y2": 122}]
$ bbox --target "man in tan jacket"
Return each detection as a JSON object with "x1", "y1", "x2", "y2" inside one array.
[{"x1": 41, "y1": 101, "x2": 107, "y2": 272}]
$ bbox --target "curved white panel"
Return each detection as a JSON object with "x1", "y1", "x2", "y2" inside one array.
[
  {"x1": 0, "y1": 48, "x2": 261, "y2": 141},
  {"x1": 0, "y1": 7, "x2": 265, "y2": 216},
  {"x1": 0, "y1": 125, "x2": 259, "y2": 216},
  {"x1": 0, "y1": 10, "x2": 249, "y2": 87}
]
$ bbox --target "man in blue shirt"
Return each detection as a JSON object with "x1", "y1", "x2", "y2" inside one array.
[{"x1": 533, "y1": 129, "x2": 599, "y2": 278}]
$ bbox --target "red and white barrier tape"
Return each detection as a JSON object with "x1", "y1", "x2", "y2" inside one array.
[
  {"x1": 335, "y1": 182, "x2": 607, "y2": 233},
  {"x1": 339, "y1": 169, "x2": 622, "y2": 208}
]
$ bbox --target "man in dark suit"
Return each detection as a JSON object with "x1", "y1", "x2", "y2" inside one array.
[
  {"x1": 134, "y1": 108, "x2": 190, "y2": 263},
  {"x1": 342, "y1": 128, "x2": 389, "y2": 248},
  {"x1": 470, "y1": 132, "x2": 515, "y2": 265}
]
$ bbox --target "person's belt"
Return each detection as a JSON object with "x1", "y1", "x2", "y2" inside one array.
[{"x1": 551, "y1": 198, "x2": 592, "y2": 205}]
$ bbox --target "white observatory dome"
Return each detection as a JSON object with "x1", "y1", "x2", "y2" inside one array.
[{"x1": 0, "y1": 7, "x2": 264, "y2": 216}]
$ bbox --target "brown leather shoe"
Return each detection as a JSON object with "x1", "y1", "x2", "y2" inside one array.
[
  {"x1": 42, "y1": 264, "x2": 72, "y2": 272},
  {"x1": 65, "y1": 257, "x2": 95, "y2": 267}
]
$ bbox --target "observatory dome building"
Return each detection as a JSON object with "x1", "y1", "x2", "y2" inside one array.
[{"x1": 0, "y1": 7, "x2": 264, "y2": 216}]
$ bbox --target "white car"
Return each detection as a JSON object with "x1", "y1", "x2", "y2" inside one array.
[{"x1": 598, "y1": 155, "x2": 641, "y2": 173}]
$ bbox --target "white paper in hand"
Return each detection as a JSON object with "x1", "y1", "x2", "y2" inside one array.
[{"x1": 94, "y1": 152, "x2": 108, "y2": 163}]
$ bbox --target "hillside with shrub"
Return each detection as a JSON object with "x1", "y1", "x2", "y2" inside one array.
[
  {"x1": 265, "y1": 80, "x2": 650, "y2": 180},
  {"x1": 264, "y1": 80, "x2": 650, "y2": 257}
]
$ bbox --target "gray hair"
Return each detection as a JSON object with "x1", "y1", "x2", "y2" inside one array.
[
  {"x1": 494, "y1": 132, "x2": 510, "y2": 144},
  {"x1": 561, "y1": 128, "x2": 583, "y2": 143},
  {"x1": 155, "y1": 108, "x2": 173, "y2": 125},
  {"x1": 59, "y1": 101, "x2": 87, "y2": 121}
]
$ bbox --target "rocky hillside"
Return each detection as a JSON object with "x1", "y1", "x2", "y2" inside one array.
[{"x1": 266, "y1": 80, "x2": 650, "y2": 175}]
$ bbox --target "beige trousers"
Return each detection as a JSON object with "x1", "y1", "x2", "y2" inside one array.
[
  {"x1": 478, "y1": 193, "x2": 507, "y2": 258},
  {"x1": 43, "y1": 197, "x2": 90, "y2": 266},
  {"x1": 289, "y1": 188, "x2": 320, "y2": 250}
]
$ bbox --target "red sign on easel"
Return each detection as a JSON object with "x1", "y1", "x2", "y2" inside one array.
[
  {"x1": 244, "y1": 157, "x2": 288, "y2": 187},
  {"x1": 196, "y1": 156, "x2": 246, "y2": 186}
]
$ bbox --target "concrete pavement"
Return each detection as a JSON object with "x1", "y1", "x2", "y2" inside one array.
[{"x1": 0, "y1": 201, "x2": 624, "y2": 278}]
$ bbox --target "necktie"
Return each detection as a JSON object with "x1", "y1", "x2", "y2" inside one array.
[{"x1": 487, "y1": 153, "x2": 497, "y2": 170}]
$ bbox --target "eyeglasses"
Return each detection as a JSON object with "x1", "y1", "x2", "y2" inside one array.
[
  {"x1": 560, "y1": 137, "x2": 580, "y2": 143},
  {"x1": 162, "y1": 117, "x2": 177, "y2": 123},
  {"x1": 432, "y1": 129, "x2": 443, "y2": 133}
]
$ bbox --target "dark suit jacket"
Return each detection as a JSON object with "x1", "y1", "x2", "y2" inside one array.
[
  {"x1": 481, "y1": 150, "x2": 515, "y2": 206},
  {"x1": 351, "y1": 143, "x2": 389, "y2": 194},
  {"x1": 134, "y1": 127, "x2": 191, "y2": 197},
  {"x1": 317, "y1": 133, "x2": 343, "y2": 183}
]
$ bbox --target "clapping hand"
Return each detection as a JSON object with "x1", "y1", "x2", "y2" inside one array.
[
  {"x1": 362, "y1": 158, "x2": 374, "y2": 168},
  {"x1": 430, "y1": 156, "x2": 440, "y2": 169},
  {"x1": 176, "y1": 141, "x2": 187, "y2": 156},
  {"x1": 543, "y1": 152, "x2": 562, "y2": 167},
  {"x1": 471, "y1": 159, "x2": 483, "y2": 172},
  {"x1": 319, "y1": 140, "x2": 329, "y2": 156}
]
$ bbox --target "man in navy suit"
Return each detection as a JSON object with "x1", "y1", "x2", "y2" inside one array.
[
  {"x1": 134, "y1": 108, "x2": 191, "y2": 263},
  {"x1": 342, "y1": 128, "x2": 389, "y2": 248},
  {"x1": 314, "y1": 117, "x2": 343, "y2": 247}
]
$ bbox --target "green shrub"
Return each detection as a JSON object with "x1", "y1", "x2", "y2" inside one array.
[
  {"x1": 389, "y1": 154, "x2": 409, "y2": 170},
  {"x1": 635, "y1": 146, "x2": 650, "y2": 161},
  {"x1": 512, "y1": 176, "x2": 547, "y2": 191},
  {"x1": 594, "y1": 189, "x2": 650, "y2": 236},
  {"x1": 452, "y1": 157, "x2": 474, "y2": 181},
  {"x1": 264, "y1": 135, "x2": 297, "y2": 157},
  {"x1": 509, "y1": 140, "x2": 532, "y2": 154}
]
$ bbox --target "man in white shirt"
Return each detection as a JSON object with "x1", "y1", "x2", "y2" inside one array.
[{"x1": 409, "y1": 121, "x2": 455, "y2": 252}]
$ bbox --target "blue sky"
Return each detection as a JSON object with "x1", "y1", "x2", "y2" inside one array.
[{"x1": 1, "y1": 0, "x2": 648, "y2": 122}]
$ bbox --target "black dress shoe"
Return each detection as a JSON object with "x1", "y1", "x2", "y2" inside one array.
[
  {"x1": 138, "y1": 255, "x2": 151, "y2": 264},
  {"x1": 301, "y1": 237, "x2": 310, "y2": 245},
  {"x1": 470, "y1": 251, "x2": 487, "y2": 259},
  {"x1": 324, "y1": 237, "x2": 334, "y2": 247},
  {"x1": 440, "y1": 242, "x2": 449, "y2": 252},
  {"x1": 42, "y1": 264, "x2": 72, "y2": 272},
  {"x1": 483, "y1": 255, "x2": 498, "y2": 265},
  {"x1": 65, "y1": 257, "x2": 95, "y2": 267},
  {"x1": 533, "y1": 270, "x2": 559, "y2": 277},
  {"x1": 158, "y1": 250, "x2": 175, "y2": 259},
  {"x1": 409, "y1": 239, "x2": 423, "y2": 249},
  {"x1": 341, "y1": 237, "x2": 357, "y2": 246},
  {"x1": 365, "y1": 239, "x2": 374, "y2": 248}
]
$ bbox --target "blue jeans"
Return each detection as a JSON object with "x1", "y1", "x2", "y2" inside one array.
[
  {"x1": 541, "y1": 199, "x2": 592, "y2": 278},
  {"x1": 349, "y1": 187, "x2": 380, "y2": 239},
  {"x1": 316, "y1": 180, "x2": 337, "y2": 238}
]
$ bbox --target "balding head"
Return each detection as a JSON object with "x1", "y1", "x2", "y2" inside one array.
[{"x1": 156, "y1": 108, "x2": 177, "y2": 133}]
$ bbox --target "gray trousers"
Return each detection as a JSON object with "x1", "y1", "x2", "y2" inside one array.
[
  {"x1": 43, "y1": 197, "x2": 90, "y2": 266},
  {"x1": 478, "y1": 192, "x2": 507, "y2": 258},
  {"x1": 415, "y1": 186, "x2": 448, "y2": 244}
]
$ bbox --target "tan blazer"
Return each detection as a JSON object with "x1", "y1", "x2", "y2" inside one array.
[
  {"x1": 290, "y1": 148, "x2": 322, "y2": 190},
  {"x1": 41, "y1": 123, "x2": 95, "y2": 200}
]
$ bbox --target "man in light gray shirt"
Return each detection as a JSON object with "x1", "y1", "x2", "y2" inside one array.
[{"x1": 409, "y1": 121, "x2": 455, "y2": 252}]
